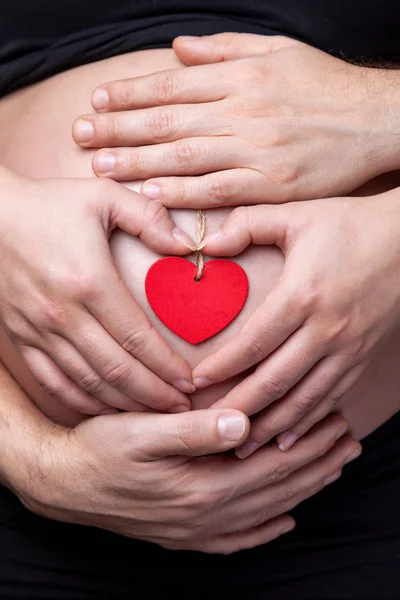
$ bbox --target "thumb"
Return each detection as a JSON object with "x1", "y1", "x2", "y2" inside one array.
[
  {"x1": 100, "y1": 181, "x2": 196, "y2": 254},
  {"x1": 173, "y1": 33, "x2": 297, "y2": 65},
  {"x1": 200, "y1": 205, "x2": 290, "y2": 257},
  {"x1": 126, "y1": 409, "x2": 250, "y2": 460}
]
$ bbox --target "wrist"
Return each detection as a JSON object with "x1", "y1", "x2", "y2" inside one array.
[
  {"x1": 0, "y1": 363, "x2": 68, "y2": 510},
  {"x1": 354, "y1": 66, "x2": 400, "y2": 174}
]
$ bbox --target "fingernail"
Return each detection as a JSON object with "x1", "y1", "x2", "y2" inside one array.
[
  {"x1": 172, "y1": 227, "x2": 197, "y2": 251},
  {"x1": 169, "y1": 404, "x2": 190, "y2": 414},
  {"x1": 178, "y1": 36, "x2": 200, "y2": 42},
  {"x1": 172, "y1": 378, "x2": 196, "y2": 394},
  {"x1": 280, "y1": 522, "x2": 295, "y2": 535},
  {"x1": 324, "y1": 471, "x2": 342, "y2": 487},
  {"x1": 197, "y1": 229, "x2": 222, "y2": 250},
  {"x1": 218, "y1": 413, "x2": 247, "y2": 442},
  {"x1": 278, "y1": 433, "x2": 298, "y2": 452},
  {"x1": 95, "y1": 153, "x2": 116, "y2": 173},
  {"x1": 235, "y1": 441, "x2": 259, "y2": 459},
  {"x1": 92, "y1": 88, "x2": 109, "y2": 110},
  {"x1": 193, "y1": 376, "x2": 213, "y2": 388},
  {"x1": 142, "y1": 182, "x2": 160, "y2": 200},
  {"x1": 345, "y1": 447, "x2": 362, "y2": 465},
  {"x1": 73, "y1": 119, "x2": 94, "y2": 143}
]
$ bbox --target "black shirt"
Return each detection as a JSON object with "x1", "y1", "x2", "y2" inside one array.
[{"x1": 1, "y1": 0, "x2": 400, "y2": 97}]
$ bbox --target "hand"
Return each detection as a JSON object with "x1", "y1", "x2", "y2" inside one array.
[
  {"x1": 192, "y1": 190, "x2": 400, "y2": 456},
  {"x1": 73, "y1": 33, "x2": 400, "y2": 206},
  {"x1": 0, "y1": 166, "x2": 196, "y2": 415},
  {"x1": 6, "y1": 379, "x2": 360, "y2": 554}
]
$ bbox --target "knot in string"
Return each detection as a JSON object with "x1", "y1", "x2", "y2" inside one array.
[{"x1": 194, "y1": 210, "x2": 206, "y2": 281}]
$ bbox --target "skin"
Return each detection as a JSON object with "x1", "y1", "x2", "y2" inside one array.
[
  {"x1": 0, "y1": 45, "x2": 396, "y2": 553},
  {"x1": 0, "y1": 360, "x2": 360, "y2": 553},
  {"x1": 71, "y1": 33, "x2": 400, "y2": 447}
]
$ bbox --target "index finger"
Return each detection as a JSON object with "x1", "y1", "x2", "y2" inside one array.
[
  {"x1": 193, "y1": 277, "x2": 303, "y2": 387},
  {"x1": 91, "y1": 63, "x2": 233, "y2": 112},
  {"x1": 212, "y1": 414, "x2": 349, "y2": 497}
]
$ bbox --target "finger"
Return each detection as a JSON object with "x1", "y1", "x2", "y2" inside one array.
[
  {"x1": 86, "y1": 262, "x2": 194, "y2": 396},
  {"x1": 213, "y1": 326, "x2": 324, "y2": 417},
  {"x1": 200, "y1": 204, "x2": 291, "y2": 256},
  {"x1": 216, "y1": 414, "x2": 348, "y2": 494},
  {"x1": 43, "y1": 334, "x2": 147, "y2": 413},
  {"x1": 74, "y1": 103, "x2": 223, "y2": 149},
  {"x1": 65, "y1": 315, "x2": 192, "y2": 412},
  {"x1": 277, "y1": 363, "x2": 366, "y2": 449},
  {"x1": 99, "y1": 181, "x2": 196, "y2": 254},
  {"x1": 92, "y1": 137, "x2": 242, "y2": 182},
  {"x1": 90, "y1": 63, "x2": 233, "y2": 113},
  {"x1": 19, "y1": 345, "x2": 114, "y2": 415},
  {"x1": 127, "y1": 409, "x2": 250, "y2": 460},
  {"x1": 89, "y1": 185, "x2": 196, "y2": 391},
  {"x1": 193, "y1": 280, "x2": 303, "y2": 388},
  {"x1": 192, "y1": 515, "x2": 295, "y2": 555},
  {"x1": 240, "y1": 355, "x2": 350, "y2": 448},
  {"x1": 140, "y1": 169, "x2": 268, "y2": 207},
  {"x1": 173, "y1": 33, "x2": 299, "y2": 65},
  {"x1": 217, "y1": 435, "x2": 361, "y2": 535}
]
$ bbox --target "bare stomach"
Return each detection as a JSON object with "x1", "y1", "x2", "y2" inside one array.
[{"x1": 0, "y1": 48, "x2": 398, "y2": 437}]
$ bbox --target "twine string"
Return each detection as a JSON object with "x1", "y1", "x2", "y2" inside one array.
[{"x1": 194, "y1": 210, "x2": 206, "y2": 281}]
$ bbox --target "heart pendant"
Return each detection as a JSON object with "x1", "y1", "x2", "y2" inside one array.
[{"x1": 145, "y1": 257, "x2": 248, "y2": 344}]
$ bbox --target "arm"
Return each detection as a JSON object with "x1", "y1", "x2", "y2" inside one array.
[
  {"x1": 72, "y1": 34, "x2": 400, "y2": 206},
  {"x1": 0, "y1": 165, "x2": 194, "y2": 415},
  {"x1": 195, "y1": 189, "x2": 400, "y2": 454},
  {"x1": 0, "y1": 361, "x2": 360, "y2": 554}
]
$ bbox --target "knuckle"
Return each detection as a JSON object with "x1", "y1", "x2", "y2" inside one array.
[
  {"x1": 117, "y1": 80, "x2": 136, "y2": 110},
  {"x1": 173, "y1": 140, "x2": 199, "y2": 169},
  {"x1": 153, "y1": 73, "x2": 179, "y2": 104},
  {"x1": 244, "y1": 338, "x2": 266, "y2": 363},
  {"x1": 36, "y1": 296, "x2": 69, "y2": 330},
  {"x1": 258, "y1": 377, "x2": 289, "y2": 401},
  {"x1": 121, "y1": 328, "x2": 152, "y2": 357},
  {"x1": 146, "y1": 108, "x2": 179, "y2": 141},
  {"x1": 102, "y1": 361, "x2": 132, "y2": 388},
  {"x1": 295, "y1": 282, "x2": 322, "y2": 312},
  {"x1": 143, "y1": 200, "x2": 169, "y2": 231},
  {"x1": 126, "y1": 150, "x2": 146, "y2": 174},
  {"x1": 77, "y1": 371, "x2": 104, "y2": 395},
  {"x1": 292, "y1": 394, "x2": 317, "y2": 416},
  {"x1": 103, "y1": 116, "x2": 124, "y2": 145},
  {"x1": 243, "y1": 61, "x2": 267, "y2": 86},
  {"x1": 266, "y1": 458, "x2": 291, "y2": 484},
  {"x1": 39, "y1": 378, "x2": 65, "y2": 399},
  {"x1": 207, "y1": 177, "x2": 236, "y2": 206}
]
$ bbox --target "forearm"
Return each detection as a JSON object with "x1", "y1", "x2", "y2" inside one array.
[
  {"x1": 0, "y1": 361, "x2": 63, "y2": 500},
  {"x1": 355, "y1": 65, "x2": 400, "y2": 175}
]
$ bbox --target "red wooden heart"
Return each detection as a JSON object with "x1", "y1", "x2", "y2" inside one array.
[{"x1": 145, "y1": 257, "x2": 249, "y2": 344}]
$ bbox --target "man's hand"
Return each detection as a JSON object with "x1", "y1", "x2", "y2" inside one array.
[
  {"x1": 73, "y1": 33, "x2": 400, "y2": 206},
  {"x1": 192, "y1": 190, "x2": 400, "y2": 456},
  {"x1": 0, "y1": 166, "x2": 196, "y2": 415},
  {"x1": 2, "y1": 364, "x2": 359, "y2": 554}
]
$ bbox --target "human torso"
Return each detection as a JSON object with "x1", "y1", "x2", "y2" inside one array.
[{"x1": 0, "y1": 48, "x2": 398, "y2": 437}]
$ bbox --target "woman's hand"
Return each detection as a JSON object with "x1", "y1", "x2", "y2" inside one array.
[
  {"x1": 192, "y1": 189, "x2": 400, "y2": 456},
  {"x1": 0, "y1": 166, "x2": 196, "y2": 415},
  {"x1": 73, "y1": 33, "x2": 400, "y2": 206},
  {"x1": 2, "y1": 362, "x2": 360, "y2": 554}
]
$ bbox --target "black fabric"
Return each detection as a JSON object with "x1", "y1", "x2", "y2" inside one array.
[
  {"x1": 1, "y1": 1, "x2": 400, "y2": 98},
  {"x1": 0, "y1": 412, "x2": 398, "y2": 599},
  {"x1": 0, "y1": 2, "x2": 399, "y2": 596}
]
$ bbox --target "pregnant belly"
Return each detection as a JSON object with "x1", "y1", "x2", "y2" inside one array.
[{"x1": 0, "y1": 49, "x2": 398, "y2": 436}]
